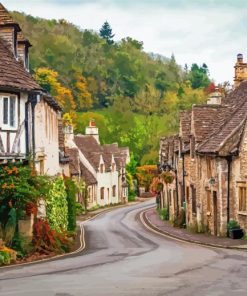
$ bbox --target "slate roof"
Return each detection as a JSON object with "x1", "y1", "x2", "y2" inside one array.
[
  {"x1": 197, "y1": 80, "x2": 247, "y2": 154},
  {"x1": 80, "y1": 163, "x2": 97, "y2": 185},
  {"x1": 74, "y1": 135, "x2": 128, "y2": 172},
  {"x1": 66, "y1": 148, "x2": 80, "y2": 175},
  {"x1": 179, "y1": 110, "x2": 191, "y2": 143}
]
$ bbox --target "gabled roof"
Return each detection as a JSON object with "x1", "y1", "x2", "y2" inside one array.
[
  {"x1": 192, "y1": 105, "x2": 222, "y2": 143},
  {"x1": 0, "y1": 38, "x2": 41, "y2": 91},
  {"x1": 0, "y1": 3, "x2": 20, "y2": 28},
  {"x1": 80, "y1": 163, "x2": 97, "y2": 185},
  {"x1": 74, "y1": 136, "x2": 101, "y2": 171},
  {"x1": 179, "y1": 110, "x2": 191, "y2": 143},
  {"x1": 197, "y1": 80, "x2": 247, "y2": 155}
]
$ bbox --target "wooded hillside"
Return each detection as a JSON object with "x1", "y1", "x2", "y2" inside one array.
[{"x1": 12, "y1": 12, "x2": 212, "y2": 163}]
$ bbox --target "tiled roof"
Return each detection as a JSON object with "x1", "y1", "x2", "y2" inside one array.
[
  {"x1": 66, "y1": 148, "x2": 80, "y2": 175},
  {"x1": 197, "y1": 81, "x2": 247, "y2": 154},
  {"x1": 192, "y1": 105, "x2": 222, "y2": 143},
  {"x1": 0, "y1": 3, "x2": 19, "y2": 27},
  {"x1": 74, "y1": 136, "x2": 101, "y2": 170},
  {"x1": 179, "y1": 110, "x2": 191, "y2": 143},
  {"x1": 0, "y1": 38, "x2": 41, "y2": 91},
  {"x1": 80, "y1": 163, "x2": 97, "y2": 185}
]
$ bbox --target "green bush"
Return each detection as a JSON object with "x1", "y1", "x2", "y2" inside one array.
[
  {"x1": 12, "y1": 233, "x2": 33, "y2": 259},
  {"x1": 75, "y1": 202, "x2": 85, "y2": 215},
  {"x1": 227, "y1": 219, "x2": 240, "y2": 230},
  {"x1": 65, "y1": 179, "x2": 77, "y2": 231},
  {"x1": 0, "y1": 250, "x2": 11, "y2": 265},
  {"x1": 157, "y1": 208, "x2": 168, "y2": 220}
]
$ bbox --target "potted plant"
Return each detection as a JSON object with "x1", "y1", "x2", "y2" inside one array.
[{"x1": 227, "y1": 220, "x2": 244, "y2": 239}]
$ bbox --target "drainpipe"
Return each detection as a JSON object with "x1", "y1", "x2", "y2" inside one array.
[
  {"x1": 226, "y1": 155, "x2": 232, "y2": 236},
  {"x1": 182, "y1": 152, "x2": 185, "y2": 205},
  {"x1": 175, "y1": 168, "x2": 179, "y2": 218}
]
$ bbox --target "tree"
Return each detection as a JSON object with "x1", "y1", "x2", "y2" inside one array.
[
  {"x1": 99, "y1": 21, "x2": 115, "y2": 44},
  {"x1": 34, "y1": 67, "x2": 76, "y2": 111},
  {"x1": 188, "y1": 63, "x2": 211, "y2": 89}
]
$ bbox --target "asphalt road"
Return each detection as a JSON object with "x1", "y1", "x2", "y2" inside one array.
[{"x1": 0, "y1": 199, "x2": 247, "y2": 296}]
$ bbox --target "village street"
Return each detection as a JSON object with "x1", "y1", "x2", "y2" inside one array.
[{"x1": 0, "y1": 199, "x2": 246, "y2": 296}]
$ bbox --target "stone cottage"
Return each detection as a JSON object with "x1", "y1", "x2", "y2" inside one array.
[{"x1": 159, "y1": 56, "x2": 247, "y2": 236}]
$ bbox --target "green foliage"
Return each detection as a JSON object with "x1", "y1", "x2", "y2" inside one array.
[
  {"x1": 0, "y1": 250, "x2": 11, "y2": 265},
  {"x1": 11, "y1": 12, "x2": 211, "y2": 164},
  {"x1": 227, "y1": 220, "x2": 240, "y2": 230},
  {"x1": 157, "y1": 208, "x2": 169, "y2": 221},
  {"x1": 75, "y1": 202, "x2": 85, "y2": 216},
  {"x1": 126, "y1": 154, "x2": 138, "y2": 176},
  {"x1": 99, "y1": 21, "x2": 115, "y2": 45},
  {"x1": 12, "y1": 233, "x2": 33, "y2": 259},
  {"x1": 46, "y1": 177, "x2": 68, "y2": 232},
  {"x1": 65, "y1": 179, "x2": 77, "y2": 231}
]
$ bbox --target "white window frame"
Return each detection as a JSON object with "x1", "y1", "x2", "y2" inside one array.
[{"x1": 0, "y1": 95, "x2": 18, "y2": 130}]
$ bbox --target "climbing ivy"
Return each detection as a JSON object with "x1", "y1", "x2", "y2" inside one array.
[{"x1": 46, "y1": 177, "x2": 68, "y2": 232}]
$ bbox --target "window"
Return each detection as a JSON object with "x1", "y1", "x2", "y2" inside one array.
[
  {"x1": 2, "y1": 95, "x2": 17, "y2": 128},
  {"x1": 239, "y1": 186, "x2": 247, "y2": 212},
  {"x1": 100, "y1": 164, "x2": 104, "y2": 173},
  {"x1": 112, "y1": 185, "x2": 116, "y2": 197},
  {"x1": 100, "y1": 187, "x2": 104, "y2": 200},
  {"x1": 112, "y1": 163, "x2": 115, "y2": 172}
]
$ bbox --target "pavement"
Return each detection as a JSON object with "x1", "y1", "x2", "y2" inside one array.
[
  {"x1": 144, "y1": 207, "x2": 247, "y2": 250},
  {"x1": 1, "y1": 199, "x2": 247, "y2": 296}
]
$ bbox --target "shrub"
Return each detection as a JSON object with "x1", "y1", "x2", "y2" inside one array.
[
  {"x1": 0, "y1": 250, "x2": 11, "y2": 265},
  {"x1": 227, "y1": 219, "x2": 240, "y2": 230},
  {"x1": 157, "y1": 208, "x2": 169, "y2": 220},
  {"x1": 33, "y1": 218, "x2": 71, "y2": 254},
  {"x1": 65, "y1": 179, "x2": 77, "y2": 231},
  {"x1": 12, "y1": 233, "x2": 33, "y2": 259},
  {"x1": 75, "y1": 202, "x2": 85, "y2": 215}
]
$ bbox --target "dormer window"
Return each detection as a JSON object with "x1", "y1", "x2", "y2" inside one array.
[{"x1": 1, "y1": 95, "x2": 17, "y2": 129}]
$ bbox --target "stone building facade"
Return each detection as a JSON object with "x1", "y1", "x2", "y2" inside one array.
[{"x1": 159, "y1": 77, "x2": 247, "y2": 236}]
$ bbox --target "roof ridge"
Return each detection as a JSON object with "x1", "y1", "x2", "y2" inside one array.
[{"x1": 197, "y1": 99, "x2": 247, "y2": 152}]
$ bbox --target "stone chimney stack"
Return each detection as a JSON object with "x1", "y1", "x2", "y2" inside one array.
[
  {"x1": 234, "y1": 53, "x2": 247, "y2": 88},
  {"x1": 0, "y1": 3, "x2": 20, "y2": 58},
  {"x1": 85, "y1": 119, "x2": 100, "y2": 143}
]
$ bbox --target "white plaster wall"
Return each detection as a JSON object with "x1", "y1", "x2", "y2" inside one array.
[
  {"x1": 34, "y1": 99, "x2": 60, "y2": 176},
  {"x1": 0, "y1": 92, "x2": 27, "y2": 155}
]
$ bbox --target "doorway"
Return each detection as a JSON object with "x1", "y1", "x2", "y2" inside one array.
[{"x1": 213, "y1": 191, "x2": 217, "y2": 235}]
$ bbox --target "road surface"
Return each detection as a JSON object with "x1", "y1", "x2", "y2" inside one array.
[{"x1": 0, "y1": 199, "x2": 247, "y2": 296}]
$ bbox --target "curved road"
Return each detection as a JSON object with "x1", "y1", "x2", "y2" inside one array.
[{"x1": 0, "y1": 199, "x2": 247, "y2": 296}]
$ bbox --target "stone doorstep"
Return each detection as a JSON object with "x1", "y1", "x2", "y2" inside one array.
[{"x1": 144, "y1": 209, "x2": 247, "y2": 250}]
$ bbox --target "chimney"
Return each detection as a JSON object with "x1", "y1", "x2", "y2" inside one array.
[
  {"x1": 234, "y1": 53, "x2": 247, "y2": 88},
  {"x1": 0, "y1": 3, "x2": 20, "y2": 58},
  {"x1": 85, "y1": 119, "x2": 100, "y2": 143},
  {"x1": 17, "y1": 32, "x2": 31, "y2": 71},
  {"x1": 237, "y1": 53, "x2": 243, "y2": 63},
  {"x1": 207, "y1": 87, "x2": 222, "y2": 105}
]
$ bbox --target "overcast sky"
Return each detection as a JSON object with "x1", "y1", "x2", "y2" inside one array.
[{"x1": 2, "y1": 0, "x2": 247, "y2": 83}]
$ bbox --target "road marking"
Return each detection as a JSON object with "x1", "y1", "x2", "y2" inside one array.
[
  {"x1": 0, "y1": 202, "x2": 139, "y2": 270},
  {"x1": 139, "y1": 208, "x2": 244, "y2": 251}
]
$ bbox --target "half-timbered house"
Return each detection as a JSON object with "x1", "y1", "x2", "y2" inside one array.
[{"x1": 0, "y1": 3, "x2": 62, "y2": 175}]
